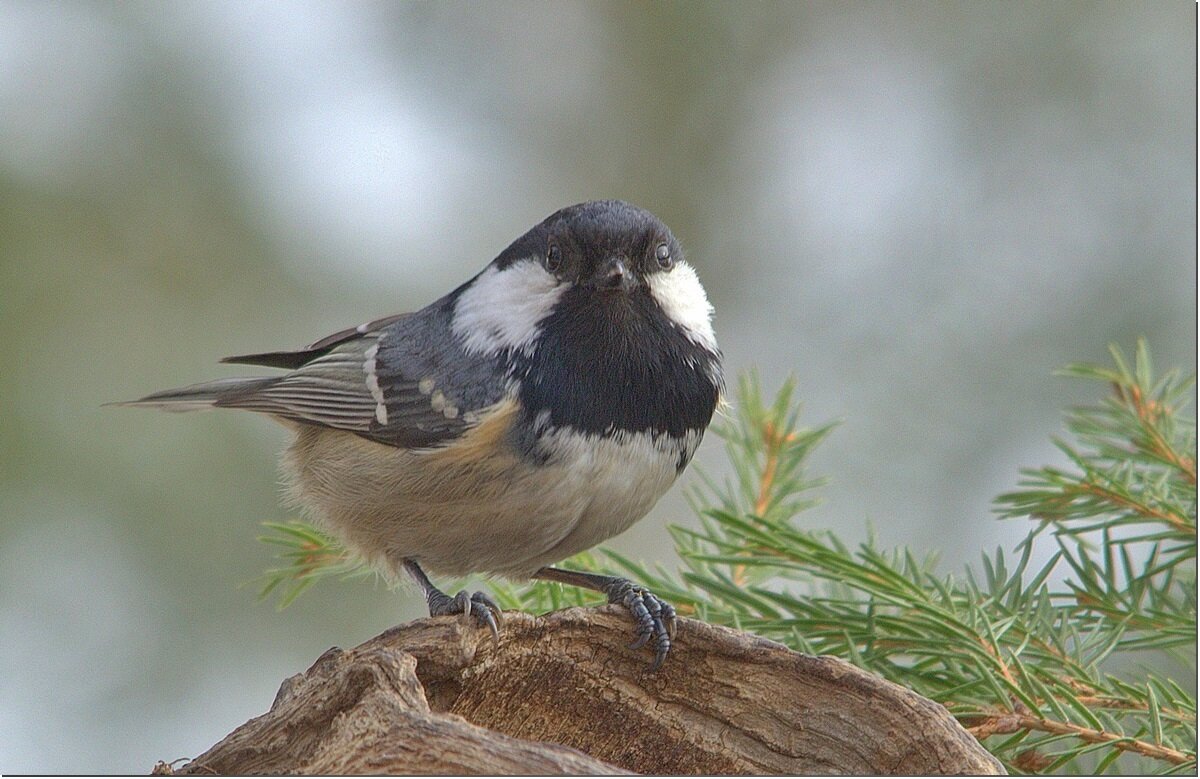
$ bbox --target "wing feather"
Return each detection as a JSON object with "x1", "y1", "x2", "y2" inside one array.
[
  {"x1": 221, "y1": 313, "x2": 410, "y2": 369},
  {"x1": 214, "y1": 305, "x2": 508, "y2": 449}
]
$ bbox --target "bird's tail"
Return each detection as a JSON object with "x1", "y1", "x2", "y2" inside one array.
[{"x1": 111, "y1": 377, "x2": 279, "y2": 413}]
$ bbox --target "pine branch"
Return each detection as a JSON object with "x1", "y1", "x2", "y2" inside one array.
[
  {"x1": 255, "y1": 346, "x2": 1197, "y2": 774},
  {"x1": 491, "y1": 346, "x2": 1196, "y2": 774},
  {"x1": 966, "y1": 709, "x2": 1193, "y2": 767},
  {"x1": 255, "y1": 521, "x2": 375, "y2": 608}
]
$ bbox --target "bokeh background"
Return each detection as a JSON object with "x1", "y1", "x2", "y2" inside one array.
[{"x1": 1, "y1": 1, "x2": 1194, "y2": 772}]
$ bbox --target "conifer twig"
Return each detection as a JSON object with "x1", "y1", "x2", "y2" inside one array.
[
  {"x1": 966, "y1": 709, "x2": 1192, "y2": 766},
  {"x1": 255, "y1": 345, "x2": 1197, "y2": 775}
]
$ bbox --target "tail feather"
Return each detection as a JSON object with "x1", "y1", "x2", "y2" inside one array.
[{"x1": 112, "y1": 377, "x2": 278, "y2": 413}]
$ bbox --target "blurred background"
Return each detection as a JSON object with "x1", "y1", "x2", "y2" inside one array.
[{"x1": 0, "y1": 1, "x2": 1194, "y2": 772}]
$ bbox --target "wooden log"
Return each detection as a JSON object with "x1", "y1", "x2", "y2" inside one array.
[{"x1": 172, "y1": 606, "x2": 1003, "y2": 775}]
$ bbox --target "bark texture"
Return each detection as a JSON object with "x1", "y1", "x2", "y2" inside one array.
[{"x1": 172, "y1": 606, "x2": 1003, "y2": 775}]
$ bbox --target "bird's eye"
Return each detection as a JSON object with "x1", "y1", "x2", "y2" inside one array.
[
  {"x1": 545, "y1": 244, "x2": 562, "y2": 272},
  {"x1": 655, "y1": 242, "x2": 673, "y2": 270}
]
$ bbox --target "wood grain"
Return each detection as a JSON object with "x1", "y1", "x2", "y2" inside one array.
[{"x1": 173, "y1": 606, "x2": 1004, "y2": 775}]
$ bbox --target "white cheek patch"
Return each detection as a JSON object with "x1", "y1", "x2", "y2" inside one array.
[
  {"x1": 645, "y1": 261, "x2": 718, "y2": 353},
  {"x1": 452, "y1": 260, "x2": 566, "y2": 356}
]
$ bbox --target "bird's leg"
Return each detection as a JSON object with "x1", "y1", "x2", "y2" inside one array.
[
  {"x1": 533, "y1": 566, "x2": 677, "y2": 671},
  {"x1": 402, "y1": 558, "x2": 502, "y2": 644}
]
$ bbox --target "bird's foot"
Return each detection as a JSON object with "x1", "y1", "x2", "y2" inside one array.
[
  {"x1": 426, "y1": 587, "x2": 504, "y2": 645},
  {"x1": 602, "y1": 578, "x2": 677, "y2": 672}
]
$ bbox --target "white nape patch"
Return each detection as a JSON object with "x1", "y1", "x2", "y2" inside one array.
[
  {"x1": 645, "y1": 261, "x2": 718, "y2": 353},
  {"x1": 452, "y1": 259, "x2": 566, "y2": 355},
  {"x1": 362, "y1": 341, "x2": 387, "y2": 425}
]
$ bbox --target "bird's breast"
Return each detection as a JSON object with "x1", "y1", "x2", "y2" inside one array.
[{"x1": 510, "y1": 424, "x2": 702, "y2": 568}]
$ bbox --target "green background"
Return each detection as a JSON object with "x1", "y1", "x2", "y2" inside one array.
[{"x1": 1, "y1": 2, "x2": 1194, "y2": 771}]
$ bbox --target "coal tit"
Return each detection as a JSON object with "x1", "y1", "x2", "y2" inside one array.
[{"x1": 123, "y1": 200, "x2": 723, "y2": 670}]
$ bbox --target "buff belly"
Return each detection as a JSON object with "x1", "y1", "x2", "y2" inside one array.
[{"x1": 281, "y1": 399, "x2": 689, "y2": 579}]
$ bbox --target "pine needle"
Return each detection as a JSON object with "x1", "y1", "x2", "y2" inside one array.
[{"x1": 255, "y1": 342, "x2": 1196, "y2": 774}]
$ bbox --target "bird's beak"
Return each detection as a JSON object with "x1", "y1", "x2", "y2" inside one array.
[{"x1": 595, "y1": 257, "x2": 637, "y2": 293}]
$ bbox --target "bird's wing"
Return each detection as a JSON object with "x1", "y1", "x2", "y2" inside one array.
[
  {"x1": 218, "y1": 307, "x2": 509, "y2": 449},
  {"x1": 220, "y1": 313, "x2": 410, "y2": 370}
]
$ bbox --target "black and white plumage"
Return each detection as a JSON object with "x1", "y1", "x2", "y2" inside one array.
[{"x1": 124, "y1": 200, "x2": 723, "y2": 669}]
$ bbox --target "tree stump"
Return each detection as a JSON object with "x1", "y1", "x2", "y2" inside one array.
[{"x1": 169, "y1": 606, "x2": 1004, "y2": 775}]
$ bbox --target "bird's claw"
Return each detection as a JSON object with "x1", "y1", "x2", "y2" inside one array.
[
  {"x1": 428, "y1": 588, "x2": 504, "y2": 646},
  {"x1": 606, "y1": 579, "x2": 677, "y2": 672}
]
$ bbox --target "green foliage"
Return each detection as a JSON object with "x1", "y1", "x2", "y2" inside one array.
[
  {"x1": 254, "y1": 521, "x2": 377, "y2": 609},
  {"x1": 258, "y1": 342, "x2": 1196, "y2": 774}
]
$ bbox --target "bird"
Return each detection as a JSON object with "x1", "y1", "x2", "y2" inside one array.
[{"x1": 120, "y1": 199, "x2": 723, "y2": 670}]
